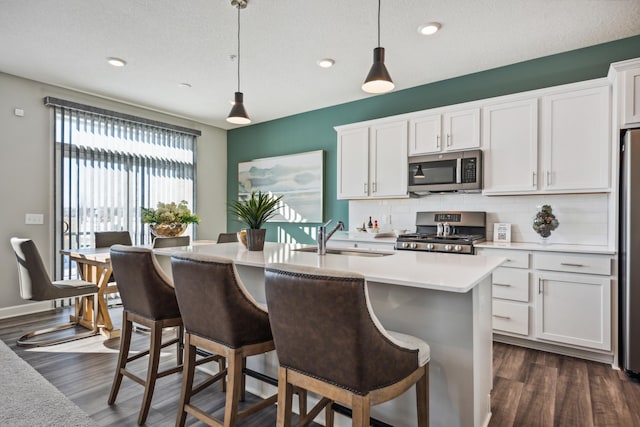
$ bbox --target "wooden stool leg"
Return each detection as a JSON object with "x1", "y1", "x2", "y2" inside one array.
[
  {"x1": 138, "y1": 322, "x2": 163, "y2": 425},
  {"x1": 176, "y1": 325, "x2": 184, "y2": 365},
  {"x1": 296, "y1": 387, "x2": 307, "y2": 417},
  {"x1": 325, "y1": 401, "x2": 334, "y2": 427},
  {"x1": 240, "y1": 356, "x2": 247, "y2": 401},
  {"x1": 176, "y1": 334, "x2": 196, "y2": 427},
  {"x1": 276, "y1": 367, "x2": 293, "y2": 427},
  {"x1": 223, "y1": 350, "x2": 243, "y2": 427},
  {"x1": 351, "y1": 395, "x2": 370, "y2": 427},
  {"x1": 108, "y1": 311, "x2": 133, "y2": 405},
  {"x1": 416, "y1": 364, "x2": 429, "y2": 427},
  {"x1": 219, "y1": 356, "x2": 227, "y2": 392}
]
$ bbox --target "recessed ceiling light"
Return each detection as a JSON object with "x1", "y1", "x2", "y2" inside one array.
[
  {"x1": 418, "y1": 22, "x2": 441, "y2": 36},
  {"x1": 317, "y1": 58, "x2": 335, "y2": 68},
  {"x1": 178, "y1": 82, "x2": 192, "y2": 89},
  {"x1": 107, "y1": 57, "x2": 127, "y2": 67}
]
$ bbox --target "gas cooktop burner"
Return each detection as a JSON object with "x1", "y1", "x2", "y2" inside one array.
[{"x1": 396, "y1": 211, "x2": 486, "y2": 254}]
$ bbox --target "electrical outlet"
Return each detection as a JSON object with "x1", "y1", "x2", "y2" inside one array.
[{"x1": 25, "y1": 213, "x2": 44, "y2": 225}]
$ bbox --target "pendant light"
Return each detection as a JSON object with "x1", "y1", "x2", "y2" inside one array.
[
  {"x1": 362, "y1": 0, "x2": 394, "y2": 94},
  {"x1": 227, "y1": 0, "x2": 251, "y2": 125},
  {"x1": 415, "y1": 165, "x2": 425, "y2": 178}
]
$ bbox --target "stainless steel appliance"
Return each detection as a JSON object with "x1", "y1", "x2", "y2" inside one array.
[
  {"x1": 396, "y1": 211, "x2": 486, "y2": 254},
  {"x1": 619, "y1": 129, "x2": 640, "y2": 375},
  {"x1": 408, "y1": 149, "x2": 482, "y2": 194}
]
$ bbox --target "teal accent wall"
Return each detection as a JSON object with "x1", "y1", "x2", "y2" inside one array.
[{"x1": 227, "y1": 35, "x2": 640, "y2": 244}]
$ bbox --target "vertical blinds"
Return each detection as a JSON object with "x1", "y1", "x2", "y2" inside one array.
[{"x1": 46, "y1": 97, "x2": 199, "y2": 279}]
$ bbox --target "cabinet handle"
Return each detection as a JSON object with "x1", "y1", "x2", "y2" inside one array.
[
  {"x1": 493, "y1": 283, "x2": 512, "y2": 287},
  {"x1": 538, "y1": 277, "x2": 543, "y2": 294},
  {"x1": 492, "y1": 314, "x2": 511, "y2": 320},
  {"x1": 560, "y1": 262, "x2": 586, "y2": 267},
  {"x1": 447, "y1": 133, "x2": 451, "y2": 147},
  {"x1": 364, "y1": 183, "x2": 368, "y2": 194},
  {"x1": 372, "y1": 182, "x2": 377, "y2": 193},
  {"x1": 546, "y1": 171, "x2": 551, "y2": 186},
  {"x1": 532, "y1": 171, "x2": 536, "y2": 187},
  {"x1": 436, "y1": 135, "x2": 441, "y2": 148}
]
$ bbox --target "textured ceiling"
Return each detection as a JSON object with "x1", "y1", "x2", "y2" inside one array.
[{"x1": 1, "y1": 0, "x2": 639, "y2": 130}]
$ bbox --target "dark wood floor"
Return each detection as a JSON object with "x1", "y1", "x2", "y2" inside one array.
[{"x1": 2, "y1": 306, "x2": 640, "y2": 426}]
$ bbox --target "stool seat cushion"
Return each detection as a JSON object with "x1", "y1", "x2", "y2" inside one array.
[{"x1": 387, "y1": 331, "x2": 430, "y2": 366}]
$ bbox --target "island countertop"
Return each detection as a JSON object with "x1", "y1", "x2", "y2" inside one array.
[{"x1": 156, "y1": 241, "x2": 505, "y2": 293}]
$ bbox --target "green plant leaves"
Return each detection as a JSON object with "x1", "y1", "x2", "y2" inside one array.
[{"x1": 228, "y1": 191, "x2": 283, "y2": 229}]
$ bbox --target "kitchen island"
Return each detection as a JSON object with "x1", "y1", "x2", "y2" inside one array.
[{"x1": 155, "y1": 242, "x2": 505, "y2": 427}]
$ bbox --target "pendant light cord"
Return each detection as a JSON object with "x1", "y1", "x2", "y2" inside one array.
[
  {"x1": 236, "y1": 4, "x2": 241, "y2": 92},
  {"x1": 377, "y1": 0, "x2": 381, "y2": 47}
]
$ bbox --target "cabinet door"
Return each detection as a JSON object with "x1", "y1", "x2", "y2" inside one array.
[
  {"x1": 370, "y1": 121, "x2": 408, "y2": 198},
  {"x1": 408, "y1": 114, "x2": 441, "y2": 155},
  {"x1": 624, "y1": 68, "x2": 640, "y2": 125},
  {"x1": 443, "y1": 108, "x2": 480, "y2": 151},
  {"x1": 482, "y1": 99, "x2": 538, "y2": 194},
  {"x1": 541, "y1": 86, "x2": 610, "y2": 192},
  {"x1": 337, "y1": 127, "x2": 369, "y2": 199},
  {"x1": 535, "y1": 272, "x2": 611, "y2": 350}
]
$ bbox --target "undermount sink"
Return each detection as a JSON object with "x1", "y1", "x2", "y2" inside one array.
[{"x1": 293, "y1": 247, "x2": 394, "y2": 257}]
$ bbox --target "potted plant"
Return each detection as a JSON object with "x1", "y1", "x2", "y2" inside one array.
[
  {"x1": 228, "y1": 191, "x2": 282, "y2": 251},
  {"x1": 141, "y1": 200, "x2": 200, "y2": 237}
]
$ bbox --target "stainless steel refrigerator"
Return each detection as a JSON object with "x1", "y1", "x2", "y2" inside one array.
[{"x1": 620, "y1": 128, "x2": 640, "y2": 374}]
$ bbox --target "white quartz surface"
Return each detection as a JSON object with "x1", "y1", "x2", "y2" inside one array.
[
  {"x1": 330, "y1": 230, "x2": 398, "y2": 243},
  {"x1": 155, "y1": 242, "x2": 505, "y2": 293},
  {"x1": 475, "y1": 241, "x2": 615, "y2": 255}
]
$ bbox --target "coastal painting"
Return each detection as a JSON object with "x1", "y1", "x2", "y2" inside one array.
[{"x1": 238, "y1": 150, "x2": 323, "y2": 223}]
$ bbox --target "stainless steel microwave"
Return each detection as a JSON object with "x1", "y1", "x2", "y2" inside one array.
[{"x1": 408, "y1": 149, "x2": 482, "y2": 194}]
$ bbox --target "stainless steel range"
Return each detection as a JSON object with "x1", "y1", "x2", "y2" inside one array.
[{"x1": 396, "y1": 211, "x2": 486, "y2": 254}]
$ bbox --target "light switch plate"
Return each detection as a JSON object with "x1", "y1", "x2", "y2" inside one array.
[{"x1": 25, "y1": 213, "x2": 44, "y2": 225}]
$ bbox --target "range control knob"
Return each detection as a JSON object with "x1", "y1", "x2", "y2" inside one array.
[
  {"x1": 444, "y1": 244, "x2": 452, "y2": 252},
  {"x1": 402, "y1": 242, "x2": 410, "y2": 249},
  {"x1": 410, "y1": 242, "x2": 418, "y2": 249},
  {"x1": 454, "y1": 245, "x2": 462, "y2": 252},
  {"x1": 426, "y1": 243, "x2": 434, "y2": 251}
]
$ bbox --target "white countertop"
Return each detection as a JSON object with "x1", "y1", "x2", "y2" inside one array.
[
  {"x1": 155, "y1": 242, "x2": 505, "y2": 293},
  {"x1": 330, "y1": 230, "x2": 398, "y2": 244},
  {"x1": 475, "y1": 241, "x2": 616, "y2": 255}
]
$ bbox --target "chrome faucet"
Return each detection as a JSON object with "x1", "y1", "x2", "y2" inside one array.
[{"x1": 317, "y1": 219, "x2": 345, "y2": 255}]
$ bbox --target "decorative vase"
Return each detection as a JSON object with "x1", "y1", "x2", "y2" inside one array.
[
  {"x1": 532, "y1": 205, "x2": 559, "y2": 243},
  {"x1": 245, "y1": 228, "x2": 266, "y2": 251},
  {"x1": 150, "y1": 223, "x2": 187, "y2": 237},
  {"x1": 237, "y1": 230, "x2": 248, "y2": 248}
]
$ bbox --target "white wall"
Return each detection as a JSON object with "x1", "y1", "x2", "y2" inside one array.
[
  {"x1": 349, "y1": 192, "x2": 610, "y2": 246},
  {"x1": 0, "y1": 71, "x2": 227, "y2": 314}
]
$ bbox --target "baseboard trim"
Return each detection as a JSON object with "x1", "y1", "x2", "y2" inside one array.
[
  {"x1": 494, "y1": 334, "x2": 614, "y2": 365},
  {"x1": 0, "y1": 301, "x2": 54, "y2": 320}
]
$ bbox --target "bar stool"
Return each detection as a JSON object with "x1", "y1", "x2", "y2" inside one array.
[
  {"x1": 107, "y1": 245, "x2": 192, "y2": 425},
  {"x1": 171, "y1": 253, "x2": 292, "y2": 427},
  {"x1": 265, "y1": 263, "x2": 430, "y2": 427}
]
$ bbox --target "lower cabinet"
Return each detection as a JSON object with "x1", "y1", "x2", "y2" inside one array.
[
  {"x1": 477, "y1": 247, "x2": 613, "y2": 355},
  {"x1": 535, "y1": 271, "x2": 611, "y2": 350}
]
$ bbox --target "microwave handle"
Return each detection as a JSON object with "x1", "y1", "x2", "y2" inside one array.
[{"x1": 456, "y1": 158, "x2": 462, "y2": 184}]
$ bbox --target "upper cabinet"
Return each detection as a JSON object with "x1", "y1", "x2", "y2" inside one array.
[
  {"x1": 482, "y1": 98, "x2": 538, "y2": 194},
  {"x1": 336, "y1": 120, "x2": 408, "y2": 200},
  {"x1": 623, "y1": 68, "x2": 640, "y2": 125},
  {"x1": 540, "y1": 85, "x2": 610, "y2": 192},
  {"x1": 409, "y1": 107, "x2": 480, "y2": 155},
  {"x1": 483, "y1": 81, "x2": 611, "y2": 195}
]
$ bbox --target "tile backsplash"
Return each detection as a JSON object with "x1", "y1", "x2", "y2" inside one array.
[{"x1": 349, "y1": 193, "x2": 611, "y2": 246}]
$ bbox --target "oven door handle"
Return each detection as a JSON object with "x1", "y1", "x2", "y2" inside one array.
[{"x1": 456, "y1": 158, "x2": 462, "y2": 184}]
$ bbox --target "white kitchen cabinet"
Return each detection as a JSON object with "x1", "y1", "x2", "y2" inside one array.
[
  {"x1": 408, "y1": 107, "x2": 480, "y2": 155},
  {"x1": 336, "y1": 121, "x2": 408, "y2": 199},
  {"x1": 623, "y1": 68, "x2": 640, "y2": 125},
  {"x1": 540, "y1": 85, "x2": 610, "y2": 192},
  {"x1": 535, "y1": 271, "x2": 611, "y2": 351},
  {"x1": 482, "y1": 99, "x2": 538, "y2": 194}
]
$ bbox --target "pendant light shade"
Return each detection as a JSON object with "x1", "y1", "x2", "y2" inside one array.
[
  {"x1": 415, "y1": 165, "x2": 425, "y2": 178},
  {"x1": 226, "y1": 0, "x2": 251, "y2": 125},
  {"x1": 362, "y1": 0, "x2": 394, "y2": 94},
  {"x1": 227, "y1": 92, "x2": 251, "y2": 125}
]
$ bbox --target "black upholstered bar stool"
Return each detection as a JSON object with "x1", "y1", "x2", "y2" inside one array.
[
  {"x1": 265, "y1": 263, "x2": 430, "y2": 427},
  {"x1": 171, "y1": 253, "x2": 292, "y2": 427},
  {"x1": 107, "y1": 245, "x2": 189, "y2": 425}
]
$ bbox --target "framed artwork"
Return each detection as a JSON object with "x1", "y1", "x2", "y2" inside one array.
[
  {"x1": 493, "y1": 223, "x2": 512, "y2": 243},
  {"x1": 238, "y1": 150, "x2": 323, "y2": 223}
]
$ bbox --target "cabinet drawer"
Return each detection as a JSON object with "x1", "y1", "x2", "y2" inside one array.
[
  {"x1": 477, "y1": 249, "x2": 529, "y2": 268},
  {"x1": 492, "y1": 268, "x2": 529, "y2": 302},
  {"x1": 534, "y1": 253, "x2": 611, "y2": 275},
  {"x1": 493, "y1": 300, "x2": 529, "y2": 336}
]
